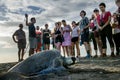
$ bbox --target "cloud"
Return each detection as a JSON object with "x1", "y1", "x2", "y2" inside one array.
[
  {"x1": 9, "y1": 5, "x2": 45, "y2": 15},
  {"x1": 0, "y1": 0, "x2": 118, "y2": 60}
]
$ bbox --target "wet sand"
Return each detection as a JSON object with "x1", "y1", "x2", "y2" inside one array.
[{"x1": 0, "y1": 56, "x2": 120, "y2": 80}]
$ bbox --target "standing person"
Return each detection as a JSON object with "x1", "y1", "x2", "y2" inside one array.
[
  {"x1": 93, "y1": 8, "x2": 103, "y2": 56},
  {"x1": 89, "y1": 9, "x2": 103, "y2": 57},
  {"x1": 42, "y1": 24, "x2": 51, "y2": 50},
  {"x1": 54, "y1": 22, "x2": 63, "y2": 52},
  {"x1": 71, "y1": 21, "x2": 80, "y2": 58},
  {"x1": 12, "y1": 24, "x2": 26, "y2": 62},
  {"x1": 112, "y1": 13, "x2": 120, "y2": 56},
  {"x1": 62, "y1": 20, "x2": 72, "y2": 57},
  {"x1": 99, "y1": 3, "x2": 114, "y2": 57},
  {"x1": 51, "y1": 32, "x2": 55, "y2": 49},
  {"x1": 89, "y1": 15, "x2": 98, "y2": 57},
  {"x1": 79, "y1": 10, "x2": 91, "y2": 58},
  {"x1": 25, "y1": 14, "x2": 36, "y2": 56},
  {"x1": 35, "y1": 26, "x2": 42, "y2": 53}
]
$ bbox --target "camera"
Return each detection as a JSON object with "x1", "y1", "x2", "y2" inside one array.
[{"x1": 25, "y1": 14, "x2": 28, "y2": 18}]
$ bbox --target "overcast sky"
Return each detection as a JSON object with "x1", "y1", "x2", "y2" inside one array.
[{"x1": 0, "y1": 0, "x2": 118, "y2": 63}]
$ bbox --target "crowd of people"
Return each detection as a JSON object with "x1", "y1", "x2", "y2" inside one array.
[{"x1": 12, "y1": 1, "x2": 120, "y2": 62}]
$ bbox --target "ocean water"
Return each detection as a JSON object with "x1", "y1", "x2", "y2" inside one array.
[{"x1": 0, "y1": 40, "x2": 113, "y2": 63}]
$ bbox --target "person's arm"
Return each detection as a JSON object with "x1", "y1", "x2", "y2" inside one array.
[
  {"x1": 77, "y1": 27, "x2": 81, "y2": 42},
  {"x1": 12, "y1": 32, "x2": 18, "y2": 43},
  {"x1": 25, "y1": 14, "x2": 30, "y2": 26},
  {"x1": 102, "y1": 16, "x2": 111, "y2": 29},
  {"x1": 77, "y1": 28, "x2": 81, "y2": 36},
  {"x1": 99, "y1": 12, "x2": 111, "y2": 30},
  {"x1": 49, "y1": 30, "x2": 52, "y2": 37}
]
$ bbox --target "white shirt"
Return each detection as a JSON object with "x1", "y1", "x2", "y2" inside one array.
[{"x1": 71, "y1": 26, "x2": 80, "y2": 38}]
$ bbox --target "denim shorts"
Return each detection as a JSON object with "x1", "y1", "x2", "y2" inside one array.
[{"x1": 81, "y1": 32, "x2": 89, "y2": 43}]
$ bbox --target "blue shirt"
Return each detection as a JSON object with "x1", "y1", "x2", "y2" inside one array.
[{"x1": 79, "y1": 17, "x2": 89, "y2": 34}]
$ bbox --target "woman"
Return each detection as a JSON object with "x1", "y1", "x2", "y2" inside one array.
[
  {"x1": 62, "y1": 20, "x2": 72, "y2": 57},
  {"x1": 99, "y1": 3, "x2": 114, "y2": 57},
  {"x1": 42, "y1": 24, "x2": 51, "y2": 50},
  {"x1": 89, "y1": 9, "x2": 102, "y2": 57},
  {"x1": 71, "y1": 21, "x2": 80, "y2": 58},
  {"x1": 35, "y1": 26, "x2": 42, "y2": 53},
  {"x1": 112, "y1": 13, "x2": 120, "y2": 56},
  {"x1": 54, "y1": 22, "x2": 63, "y2": 52}
]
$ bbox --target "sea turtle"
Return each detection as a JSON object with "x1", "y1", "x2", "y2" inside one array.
[{"x1": 0, "y1": 50, "x2": 76, "y2": 80}]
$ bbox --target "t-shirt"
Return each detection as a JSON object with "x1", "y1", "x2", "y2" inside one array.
[
  {"x1": 79, "y1": 17, "x2": 89, "y2": 30},
  {"x1": 96, "y1": 14, "x2": 100, "y2": 25},
  {"x1": 36, "y1": 30, "x2": 41, "y2": 42},
  {"x1": 100, "y1": 11, "x2": 111, "y2": 24},
  {"x1": 79, "y1": 17, "x2": 89, "y2": 34},
  {"x1": 14, "y1": 29, "x2": 26, "y2": 40},
  {"x1": 29, "y1": 24, "x2": 36, "y2": 37},
  {"x1": 71, "y1": 26, "x2": 80, "y2": 38}
]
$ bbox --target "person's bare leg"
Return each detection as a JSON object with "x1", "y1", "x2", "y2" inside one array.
[
  {"x1": 18, "y1": 49, "x2": 21, "y2": 62},
  {"x1": 75, "y1": 42, "x2": 80, "y2": 57},
  {"x1": 88, "y1": 42, "x2": 92, "y2": 55},
  {"x1": 44, "y1": 44, "x2": 47, "y2": 50},
  {"x1": 66, "y1": 46, "x2": 69, "y2": 57},
  {"x1": 62, "y1": 46, "x2": 66, "y2": 57},
  {"x1": 29, "y1": 48, "x2": 34, "y2": 56},
  {"x1": 96, "y1": 37, "x2": 102, "y2": 56},
  {"x1": 58, "y1": 42, "x2": 61, "y2": 52},
  {"x1": 102, "y1": 49, "x2": 106, "y2": 57},
  {"x1": 48, "y1": 44, "x2": 50, "y2": 50},
  {"x1": 68, "y1": 45, "x2": 72, "y2": 56},
  {"x1": 21, "y1": 49, "x2": 25, "y2": 61},
  {"x1": 84, "y1": 42, "x2": 91, "y2": 57},
  {"x1": 71, "y1": 42, "x2": 74, "y2": 57}
]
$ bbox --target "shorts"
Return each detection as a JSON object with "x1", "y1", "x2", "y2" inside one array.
[
  {"x1": 43, "y1": 38, "x2": 50, "y2": 44},
  {"x1": 81, "y1": 32, "x2": 89, "y2": 43},
  {"x1": 94, "y1": 31, "x2": 100, "y2": 38},
  {"x1": 18, "y1": 39, "x2": 26, "y2": 49},
  {"x1": 29, "y1": 37, "x2": 37, "y2": 49},
  {"x1": 71, "y1": 37, "x2": 79, "y2": 43}
]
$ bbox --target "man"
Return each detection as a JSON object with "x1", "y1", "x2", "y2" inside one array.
[
  {"x1": 25, "y1": 14, "x2": 36, "y2": 56},
  {"x1": 12, "y1": 24, "x2": 26, "y2": 62},
  {"x1": 79, "y1": 10, "x2": 91, "y2": 58},
  {"x1": 99, "y1": 3, "x2": 114, "y2": 57}
]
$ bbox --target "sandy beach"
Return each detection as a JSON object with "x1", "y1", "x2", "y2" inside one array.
[{"x1": 0, "y1": 56, "x2": 120, "y2": 80}]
